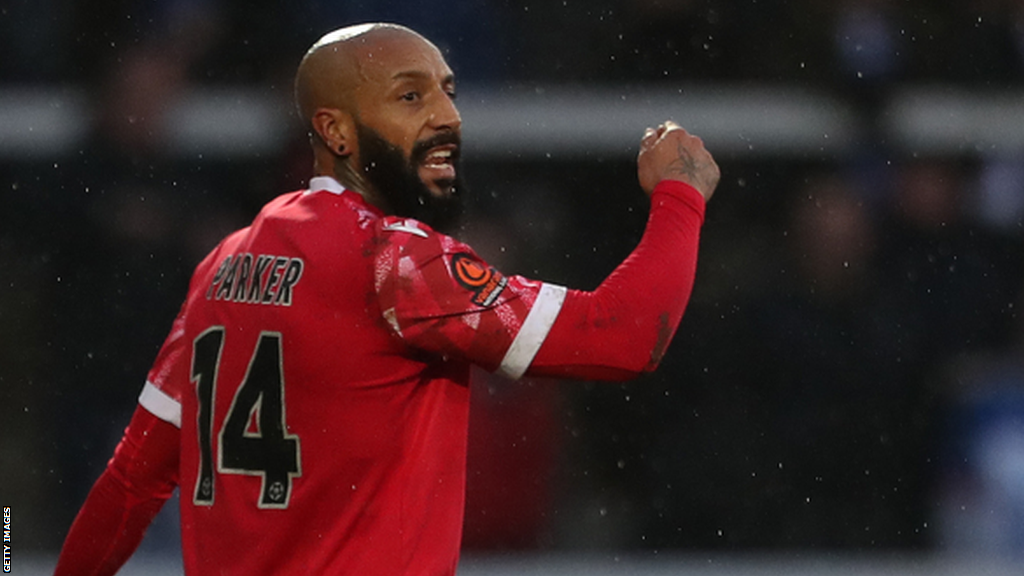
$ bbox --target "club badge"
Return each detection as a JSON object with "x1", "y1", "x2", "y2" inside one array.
[{"x1": 451, "y1": 252, "x2": 508, "y2": 307}]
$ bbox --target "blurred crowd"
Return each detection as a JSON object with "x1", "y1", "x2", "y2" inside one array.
[
  {"x1": 3, "y1": 0, "x2": 1024, "y2": 560},
  {"x1": 3, "y1": 0, "x2": 1024, "y2": 89}
]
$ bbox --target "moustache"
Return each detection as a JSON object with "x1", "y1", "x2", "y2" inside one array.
[{"x1": 411, "y1": 132, "x2": 462, "y2": 163}]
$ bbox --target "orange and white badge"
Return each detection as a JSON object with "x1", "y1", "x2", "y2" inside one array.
[{"x1": 450, "y1": 253, "x2": 508, "y2": 307}]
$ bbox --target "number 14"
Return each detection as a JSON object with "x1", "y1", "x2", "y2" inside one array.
[{"x1": 191, "y1": 327, "x2": 302, "y2": 509}]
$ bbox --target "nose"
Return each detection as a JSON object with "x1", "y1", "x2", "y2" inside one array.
[{"x1": 430, "y1": 92, "x2": 461, "y2": 132}]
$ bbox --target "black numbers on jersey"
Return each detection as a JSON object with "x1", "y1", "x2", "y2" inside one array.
[
  {"x1": 191, "y1": 327, "x2": 302, "y2": 509},
  {"x1": 192, "y1": 328, "x2": 222, "y2": 506}
]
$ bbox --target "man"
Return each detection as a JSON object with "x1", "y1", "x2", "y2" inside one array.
[{"x1": 54, "y1": 23, "x2": 719, "y2": 576}]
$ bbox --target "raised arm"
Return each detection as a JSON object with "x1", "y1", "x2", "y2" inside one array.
[
  {"x1": 527, "y1": 122, "x2": 718, "y2": 379},
  {"x1": 374, "y1": 122, "x2": 718, "y2": 381}
]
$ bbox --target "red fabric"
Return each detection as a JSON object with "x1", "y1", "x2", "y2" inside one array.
[
  {"x1": 463, "y1": 181, "x2": 704, "y2": 549},
  {"x1": 373, "y1": 216, "x2": 542, "y2": 371},
  {"x1": 55, "y1": 178, "x2": 705, "y2": 576},
  {"x1": 159, "y1": 189, "x2": 472, "y2": 575},
  {"x1": 54, "y1": 407, "x2": 179, "y2": 576},
  {"x1": 462, "y1": 372, "x2": 561, "y2": 549},
  {"x1": 530, "y1": 180, "x2": 706, "y2": 380}
]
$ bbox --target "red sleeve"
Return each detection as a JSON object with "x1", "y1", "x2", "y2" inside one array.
[
  {"x1": 373, "y1": 217, "x2": 541, "y2": 373},
  {"x1": 528, "y1": 180, "x2": 706, "y2": 380},
  {"x1": 373, "y1": 180, "x2": 704, "y2": 381},
  {"x1": 54, "y1": 405, "x2": 180, "y2": 576}
]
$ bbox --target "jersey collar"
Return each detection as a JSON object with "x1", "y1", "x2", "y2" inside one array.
[
  {"x1": 307, "y1": 175, "x2": 384, "y2": 217},
  {"x1": 308, "y1": 175, "x2": 346, "y2": 196}
]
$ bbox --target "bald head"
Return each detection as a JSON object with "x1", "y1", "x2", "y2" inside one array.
[
  {"x1": 294, "y1": 23, "x2": 438, "y2": 125},
  {"x1": 293, "y1": 23, "x2": 463, "y2": 228}
]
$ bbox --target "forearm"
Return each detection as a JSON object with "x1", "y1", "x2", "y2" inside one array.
[
  {"x1": 528, "y1": 180, "x2": 705, "y2": 380},
  {"x1": 54, "y1": 406, "x2": 179, "y2": 576}
]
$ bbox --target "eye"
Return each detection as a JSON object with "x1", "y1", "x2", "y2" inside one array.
[{"x1": 400, "y1": 91, "x2": 420, "y2": 102}]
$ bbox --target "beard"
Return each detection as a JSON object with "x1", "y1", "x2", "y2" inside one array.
[{"x1": 356, "y1": 123, "x2": 465, "y2": 234}]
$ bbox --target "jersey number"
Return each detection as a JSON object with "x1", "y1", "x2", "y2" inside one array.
[{"x1": 191, "y1": 327, "x2": 301, "y2": 508}]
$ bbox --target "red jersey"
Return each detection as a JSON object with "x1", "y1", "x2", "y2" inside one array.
[
  {"x1": 55, "y1": 176, "x2": 706, "y2": 576},
  {"x1": 140, "y1": 176, "x2": 565, "y2": 575}
]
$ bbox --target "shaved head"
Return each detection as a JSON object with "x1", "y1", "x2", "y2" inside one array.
[
  {"x1": 294, "y1": 23, "x2": 436, "y2": 125},
  {"x1": 293, "y1": 23, "x2": 464, "y2": 232}
]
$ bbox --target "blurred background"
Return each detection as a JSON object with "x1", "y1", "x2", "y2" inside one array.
[{"x1": 3, "y1": 0, "x2": 1024, "y2": 573}]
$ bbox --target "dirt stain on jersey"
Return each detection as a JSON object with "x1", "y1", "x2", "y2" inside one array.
[{"x1": 646, "y1": 312, "x2": 672, "y2": 371}]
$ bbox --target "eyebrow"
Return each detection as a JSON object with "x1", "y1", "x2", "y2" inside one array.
[{"x1": 391, "y1": 70, "x2": 455, "y2": 85}]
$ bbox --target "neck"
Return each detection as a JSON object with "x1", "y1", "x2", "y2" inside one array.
[{"x1": 313, "y1": 151, "x2": 390, "y2": 213}]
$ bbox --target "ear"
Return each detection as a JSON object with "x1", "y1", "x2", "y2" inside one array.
[{"x1": 310, "y1": 108, "x2": 355, "y2": 157}]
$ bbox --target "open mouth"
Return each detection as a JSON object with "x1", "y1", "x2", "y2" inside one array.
[{"x1": 419, "y1": 144, "x2": 458, "y2": 182}]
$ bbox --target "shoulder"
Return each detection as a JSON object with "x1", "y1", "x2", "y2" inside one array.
[
  {"x1": 373, "y1": 217, "x2": 444, "y2": 263},
  {"x1": 375, "y1": 216, "x2": 436, "y2": 242},
  {"x1": 372, "y1": 216, "x2": 481, "y2": 272},
  {"x1": 372, "y1": 218, "x2": 512, "y2": 308},
  {"x1": 263, "y1": 189, "x2": 379, "y2": 230}
]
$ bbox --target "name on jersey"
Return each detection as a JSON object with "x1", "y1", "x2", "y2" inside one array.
[{"x1": 206, "y1": 253, "x2": 304, "y2": 306}]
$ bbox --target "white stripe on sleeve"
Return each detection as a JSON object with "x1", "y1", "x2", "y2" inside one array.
[
  {"x1": 497, "y1": 282, "x2": 567, "y2": 380},
  {"x1": 139, "y1": 381, "x2": 182, "y2": 428}
]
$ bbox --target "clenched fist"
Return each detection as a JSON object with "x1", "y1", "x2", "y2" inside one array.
[{"x1": 637, "y1": 121, "x2": 720, "y2": 201}]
